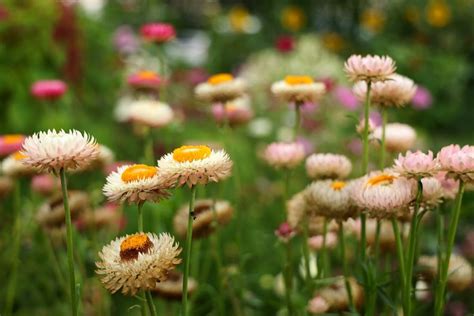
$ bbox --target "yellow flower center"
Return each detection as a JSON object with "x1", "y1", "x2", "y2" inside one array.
[
  {"x1": 137, "y1": 70, "x2": 158, "y2": 80},
  {"x1": 13, "y1": 151, "x2": 27, "y2": 161},
  {"x1": 172, "y1": 145, "x2": 211, "y2": 162},
  {"x1": 121, "y1": 164, "x2": 157, "y2": 183},
  {"x1": 331, "y1": 181, "x2": 346, "y2": 191},
  {"x1": 284, "y1": 75, "x2": 314, "y2": 85},
  {"x1": 281, "y1": 6, "x2": 305, "y2": 31},
  {"x1": 3, "y1": 135, "x2": 24, "y2": 144},
  {"x1": 207, "y1": 73, "x2": 234, "y2": 85},
  {"x1": 120, "y1": 234, "x2": 153, "y2": 261},
  {"x1": 367, "y1": 173, "x2": 396, "y2": 186}
]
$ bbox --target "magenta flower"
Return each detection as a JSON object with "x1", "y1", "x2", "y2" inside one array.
[
  {"x1": 393, "y1": 150, "x2": 438, "y2": 178},
  {"x1": 140, "y1": 23, "x2": 176, "y2": 43},
  {"x1": 127, "y1": 70, "x2": 162, "y2": 90},
  {"x1": 437, "y1": 145, "x2": 474, "y2": 183},
  {"x1": 31, "y1": 80, "x2": 67, "y2": 100},
  {"x1": 344, "y1": 54, "x2": 396, "y2": 83},
  {"x1": 275, "y1": 222, "x2": 296, "y2": 243},
  {"x1": 263, "y1": 142, "x2": 305, "y2": 169},
  {"x1": 275, "y1": 35, "x2": 294, "y2": 53},
  {"x1": 411, "y1": 85, "x2": 433, "y2": 110},
  {"x1": 0, "y1": 134, "x2": 25, "y2": 157},
  {"x1": 333, "y1": 86, "x2": 359, "y2": 110}
]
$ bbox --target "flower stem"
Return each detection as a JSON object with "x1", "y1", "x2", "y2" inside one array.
[
  {"x1": 338, "y1": 221, "x2": 355, "y2": 311},
  {"x1": 434, "y1": 181, "x2": 465, "y2": 316},
  {"x1": 60, "y1": 168, "x2": 78, "y2": 316},
  {"x1": 318, "y1": 218, "x2": 329, "y2": 279},
  {"x1": 302, "y1": 216, "x2": 312, "y2": 286},
  {"x1": 379, "y1": 108, "x2": 387, "y2": 170},
  {"x1": 145, "y1": 290, "x2": 158, "y2": 316},
  {"x1": 284, "y1": 241, "x2": 294, "y2": 316},
  {"x1": 293, "y1": 101, "x2": 302, "y2": 141},
  {"x1": 144, "y1": 129, "x2": 155, "y2": 165},
  {"x1": 137, "y1": 202, "x2": 144, "y2": 232},
  {"x1": 211, "y1": 199, "x2": 225, "y2": 315},
  {"x1": 391, "y1": 218, "x2": 406, "y2": 291},
  {"x1": 181, "y1": 185, "x2": 197, "y2": 316}
]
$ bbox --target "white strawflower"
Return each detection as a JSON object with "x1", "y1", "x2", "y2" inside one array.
[{"x1": 305, "y1": 153, "x2": 352, "y2": 179}]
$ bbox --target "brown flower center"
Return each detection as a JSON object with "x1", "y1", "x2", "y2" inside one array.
[
  {"x1": 172, "y1": 145, "x2": 211, "y2": 162},
  {"x1": 284, "y1": 75, "x2": 314, "y2": 85},
  {"x1": 121, "y1": 164, "x2": 157, "y2": 183},
  {"x1": 207, "y1": 73, "x2": 234, "y2": 85},
  {"x1": 120, "y1": 234, "x2": 153, "y2": 261}
]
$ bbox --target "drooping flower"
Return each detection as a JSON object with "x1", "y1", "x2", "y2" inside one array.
[
  {"x1": 127, "y1": 70, "x2": 162, "y2": 90},
  {"x1": 418, "y1": 255, "x2": 472, "y2": 292},
  {"x1": 140, "y1": 23, "x2": 176, "y2": 43},
  {"x1": 393, "y1": 150, "x2": 438, "y2": 178},
  {"x1": 195, "y1": 73, "x2": 247, "y2": 103},
  {"x1": 173, "y1": 199, "x2": 233, "y2": 239},
  {"x1": 103, "y1": 164, "x2": 170, "y2": 204},
  {"x1": 263, "y1": 142, "x2": 305, "y2": 169},
  {"x1": 0, "y1": 134, "x2": 25, "y2": 157},
  {"x1": 437, "y1": 144, "x2": 474, "y2": 183},
  {"x1": 353, "y1": 74, "x2": 417, "y2": 108},
  {"x1": 31, "y1": 80, "x2": 67, "y2": 100},
  {"x1": 351, "y1": 171, "x2": 416, "y2": 219},
  {"x1": 158, "y1": 145, "x2": 232, "y2": 187},
  {"x1": 96, "y1": 232, "x2": 181, "y2": 295},
  {"x1": 125, "y1": 99, "x2": 174, "y2": 128},
  {"x1": 372, "y1": 123, "x2": 417, "y2": 153},
  {"x1": 305, "y1": 153, "x2": 352, "y2": 179},
  {"x1": 21, "y1": 130, "x2": 99, "y2": 173},
  {"x1": 344, "y1": 54, "x2": 396, "y2": 83},
  {"x1": 211, "y1": 95, "x2": 254, "y2": 127},
  {"x1": 271, "y1": 75, "x2": 326, "y2": 104}
]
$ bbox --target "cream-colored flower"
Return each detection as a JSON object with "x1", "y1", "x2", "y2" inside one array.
[
  {"x1": 418, "y1": 255, "x2": 473, "y2": 292},
  {"x1": 305, "y1": 153, "x2": 352, "y2": 179},
  {"x1": 126, "y1": 99, "x2": 174, "y2": 128},
  {"x1": 1, "y1": 151, "x2": 38, "y2": 177},
  {"x1": 305, "y1": 180, "x2": 358, "y2": 220},
  {"x1": 21, "y1": 129, "x2": 99, "y2": 173},
  {"x1": 158, "y1": 145, "x2": 233, "y2": 187},
  {"x1": 263, "y1": 142, "x2": 305, "y2": 169},
  {"x1": 173, "y1": 199, "x2": 233, "y2": 239},
  {"x1": 371, "y1": 123, "x2": 416, "y2": 153},
  {"x1": 195, "y1": 73, "x2": 246, "y2": 103},
  {"x1": 103, "y1": 164, "x2": 170, "y2": 204},
  {"x1": 96, "y1": 232, "x2": 181, "y2": 295},
  {"x1": 271, "y1": 75, "x2": 326, "y2": 103}
]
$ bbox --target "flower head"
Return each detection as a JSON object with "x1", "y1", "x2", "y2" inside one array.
[
  {"x1": 344, "y1": 54, "x2": 396, "y2": 83},
  {"x1": 96, "y1": 232, "x2": 181, "y2": 295},
  {"x1": 0, "y1": 134, "x2": 25, "y2": 157},
  {"x1": 356, "y1": 117, "x2": 377, "y2": 135},
  {"x1": 140, "y1": 23, "x2": 176, "y2": 43},
  {"x1": 393, "y1": 150, "x2": 438, "y2": 178},
  {"x1": 211, "y1": 95, "x2": 253, "y2": 127},
  {"x1": 127, "y1": 70, "x2": 162, "y2": 90},
  {"x1": 275, "y1": 222, "x2": 296, "y2": 243},
  {"x1": 412, "y1": 86, "x2": 433, "y2": 110},
  {"x1": 419, "y1": 255, "x2": 472, "y2": 292},
  {"x1": 308, "y1": 232, "x2": 338, "y2": 251},
  {"x1": 353, "y1": 74, "x2": 416, "y2": 107},
  {"x1": 435, "y1": 171, "x2": 459, "y2": 199},
  {"x1": 263, "y1": 142, "x2": 305, "y2": 169},
  {"x1": 437, "y1": 144, "x2": 474, "y2": 183},
  {"x1": 372, "y1": 123, "x2": 416, "y2": 153},
  {"x1": 195, "y1": 73, "x2": 247, "y2": 103},
  {"x1": 103, "y1": 164, "x2": 170, "y2": 204},
  {"x1": 305, "y1": 153, "x2": 352, "y2": 179},
  {"x1": 31, "y1": 80, "x2": 67, "y2": 100},
  {"x1": 126, "y1": 99, "x2": 174, "y2": 128},
  {"x1": 21, "y1": 130, "x2": 99, "y2": 173},
  {"x1": 1, "y1": 151, "x2": 38, "y2": 177},
  {"x1": 151, "y1": 270, "x2": 198, "y2": 300},
  {"x1": 158, "y1": 145, "x2": 232, "y2": 187},
  {"x1": 271, "y1": 75, "x2": 326, "y2": 103}
]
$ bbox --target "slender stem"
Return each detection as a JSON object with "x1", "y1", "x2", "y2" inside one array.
[
  {"x1": 145, "y1": 290, "x2": 158, "y2": 316},
  {"x1": 60, "y1": 168, "x2": 78, "y2": 316},
  {"x1": 302, "y1": 216, "x2": 312, "y2": 286},
  {"x1": 404, "y1": 179, "x2": 423, "y2": 315},
  {"x1": 391, "y1": 219, "x2": 406, "y2": 310},
  {"x1": 338, "y1": 222, "x2": 355, "y2": 311},
  {"x1": 319, "y1": 218, "x2": 329, "y2": 279},
  {"x1": 374, "y1": 219, "x2": 382, "y2": 263},
  {"x1": 293, "y1": 101, "x2": 302, "y2": 141},
  {"x1": 211, "y1": 199, "x2": 225, "y2": 315},
  {"x1": 144, "y1": 129, "x2": 155, "y2": 165},
  {"x1": 137, "y1": 202, "x2": 144, "y2": 232},
  {"x1": 284, "y1": 241, "x2": 294, "y2": 316},
  {"x1": 379, "y1": 108, "x2": 387, "y2": 170},
  {"x1": 181, "y1": 185, "x2": 197, "y2": 316},
  {"x1": 434, "y1": 181, "x2": 465, "y2": 316}
]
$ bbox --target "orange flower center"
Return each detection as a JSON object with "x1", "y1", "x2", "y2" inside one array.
[
  {"x1": 173, "y1": 145, "x2": 211, "y2": 162},
  {"x1": 207, "y1": 73, "x2": 234, "y2": 85},
  {"x1": 3, "y1": 135, "x2": 24, "y2": 144},
  {"x1": 121, "y1": 164, "x2": 157, "y2": 183},
  {"x1": 13, "y1": 151, "x2": 27, "y2": 161},
  {"x1": 367, "y1": 173, "x2": 396, "y2": 186},
  {"x1": 331, "y1": 181, "x2": 346, "y2": 191},
  {"x1": 284, "y1": 75, "x2": 314, "y2": 85},
  {"x1": 137, "y1": 70, "x2": 158, "y2": 80},
  {"x1": 120, "y1": 234, "x2": 153, "y2": 261}
]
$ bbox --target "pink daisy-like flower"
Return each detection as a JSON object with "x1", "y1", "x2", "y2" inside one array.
[
  {"x1": 263, "y1": 142, "x2": 305, "y2": 169},
  {"x1": 420, "y1": 177, "x2": 444, "y2": 208},
  {"x1": 344, "y1": 54, "x2": 396, "y2": 83},
  {"x1": 275, "y1": 222, "x2": 296, "y2": 243},
  {"x1": 437, "y1": 145, "x2": 474, "y2": 183},
  {"x1": 333, "y1": 86, "x2": 359, "y2": 110},
  {"x1": 305, "y1": 153, "x2": 352, "y2": 179},
  {"x1": 211, "y1": 96, "x2": 254, "y2": 127},
  {"x1": 372, "y1": 123, "x2": 416, "y2": 153},
  {"x1": 351, "y1": 171, "x2": 416, "y2": 219},
  {"x1": 158, "y1": 145, "x2": 233, "y2": 187},
  {"x1": 140, "y1": 23, "x2": 176, "y2": 43},
  {"x1": 353, "y1": 74, "x2": 417, "y2": 108},
  {"x1": 435, "y1": 171, "x2": 459, "y2": 200},
  {"x1": 127, "y1": 70, "x2": 162, "y2": 90},
  {"x1": 31, "y1": 174, "x2": 60, "y2": 196},
  {"x1": 308, "y1": 232, "x2": 338, "y2": 251},
  {"x1": 0, "y1": 134, "x2": 25, "y2": 157},
  {"x1": 21, "y1": 130, "x2": 99, "y2": 173},
  {"x1": 412, "y1": 85, "x2": 433, "y2": 110},
  {"x1": 31, "y1": 80, "x2": 67, "y2": 100},
  {"x1": 393, "y1": 150, "x2": 438, "y2": 178}
]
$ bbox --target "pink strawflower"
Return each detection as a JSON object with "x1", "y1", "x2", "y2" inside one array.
[
  {"x1": 333, "y1": 86, "x2": 359, "y2": 110},
  {"x1": 372, "y1": 123, "x2": 417, "y2": 153},
  {"x1": 356, "y1": 117, "x2": 376, "y2": 135},
  {"x1": 211, "y1": 96, "x2": 253, "y2": 127},
  {"x1": 275, "y1": 35, "x2": 294, "y2": 53},
  {"x1": 31, "y1": 80, "x2": 67, "y2": 100},
  {"x1": 420, "y1": 177, "x2": 444, "y2": 208},
  {"x1": 275, "y1": 222, "x2": 296, "y2": 243},
  {"x1": 308, "y1": 232, "x2": 338, "y2": 250},
  {"x1": 307, "y1": 296, "x2": 330, "y2": 314},
  {"x1": 127, "y1": 70, "x2": 162, "y2": 90},
  {"x1": 393, "y1": 150, "x2": 438, "y2": 178},
  {"x1": 437, "y1": 145, "x2": 474, "y2": 183},
  {"x1": 305, "y1": 153, "x2": 352, "y2": 179},
  {"x1": 412, "y1": 85, "x2": 433, "y2": 110},
  {"x1": 263, "y1": 142, "x2": 305, "y2": 169},
  {"x1": 353, "y1": 74, "x2": 417, "y2": 108},
  {"x1": 113, "y1": 25, "x2": 139, "y2": 55},
  {"x1": 435, "y1": 171, "x2": 459, "y2": 200},
  {"x1": 31, "y1": 174, "x2": 60, "y2": 196},
  {"x1": 344, "y1": 54, "x2": 396, "y2": 83},
  {"x1": 140, "y1": 23, "x2": 176, "y2": 43},
  {"x1": 0, "y1": 134, "x2": 25, "y2": 157}
]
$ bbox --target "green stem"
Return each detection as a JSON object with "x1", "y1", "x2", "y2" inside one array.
[
  {"x1": 319, "y1": 218, "x2": 329, "y2": 279},
  {"x1": 145, "y1": 290, "x2": 158, "y2": 316},
  {"x1": 360, "y1": 81, "x2": 371, "y2": 264},
  {"x1": 434, "y1": 181, "x2": 465, "y2": 316},
  {"x1": 181, "y1": 185, "x2": 197, "y2": 316},
  {"x1": 404, "y1": 179, "x2": 423, "y2": 316},
  {"x1": 60, "y1": 168, "x2": 78, "y2": 316},
  {"x1": 338, "y1": 222, "x2": 355, "y2": 311},
  {"x1": 302, "y1": 216, "x2": 312, "y2": 286},
  {"x1": 293, "y1": 101, "x2": 302, "y2": 141},
  {"x1": 391, "y1": 219, "x2": 406, "y2": 309},
  {"x1": 211, "y1": 199, "x2": 225, "y2": 315},
  {"x1": 284, "y1": 241, "x2": 294, "y2": 316},
  {"x1": 379, "y1": 108, "x2": 387, "y2": 170},
  {"x1": 144, "y1": 129, "x2": 155, "y2": 165},
  {"x1": 137, "y1": 202, "x2": 144, "y2": 232}
]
